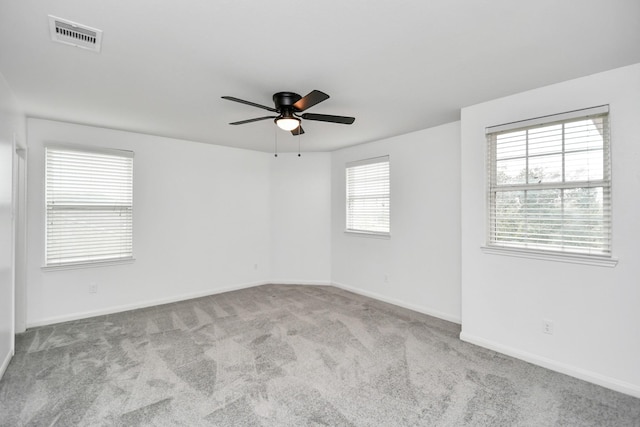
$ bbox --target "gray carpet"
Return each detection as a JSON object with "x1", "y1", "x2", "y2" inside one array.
[{"x1": 1, "y1": 284, "x2": 638, "y2": 426}]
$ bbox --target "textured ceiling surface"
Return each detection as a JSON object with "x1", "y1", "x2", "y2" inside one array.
[{"x1": 1, "y1": 0, "x2": 639, "y2": 152}]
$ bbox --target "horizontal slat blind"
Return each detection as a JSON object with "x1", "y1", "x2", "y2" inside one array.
[
  {"x1": 487, "y1": 109, "x2": 611, "y2": 255},
  {"x1": 346, "y1": 156, "x2": 390, "y2": 234},
  {"x1": 45, "y1": 146, "x2": 134, "y2": 266}
]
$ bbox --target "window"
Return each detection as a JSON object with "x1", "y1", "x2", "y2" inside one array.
[
  {"x1": 346, "y1": 156, "x2": 390, "y2": 235},
  {"x1": 486, "y1": 105, "x2": 611, "y2": 257},
  {"x1": 45, "y1": 145, "x2": 134, "y2": 267}
]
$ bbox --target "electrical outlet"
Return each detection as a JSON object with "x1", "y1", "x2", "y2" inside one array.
[
  {"x1": 542, "y1": 319, "x2": 554, "y2": 335},
  {"x1": 89, "y1": 282, "x2": 98, "y2": 294}
]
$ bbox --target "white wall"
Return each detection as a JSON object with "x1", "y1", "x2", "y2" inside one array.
[
  {"x1": 331, "y1": 122, "x2": 461, "y2": 323},
  {"x1": 460, "y1": 63, "x2": 640, "y2": 397},
  {"x1": 270, "y1": 153, "x2": 331, "y2": 284},
  {"x1": 0, "y1": 72, "x2": 25, "y2": 378},
  {"x1": 26, "y1": 119, "x2": 272, "y2": 326}
]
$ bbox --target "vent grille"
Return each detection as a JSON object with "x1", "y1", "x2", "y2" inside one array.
[{"x1": 48, "y1": 15, "x2": 102, "y2": 52}]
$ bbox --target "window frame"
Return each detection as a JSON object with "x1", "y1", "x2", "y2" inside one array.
[
  {"x1": 43, "y1": 144, "x2": 134, "y2": 269},
  {"x1": 345, "y1": 155, "x2": 390, "y2": 237},
  {"x1": 484, "y1": 105, "x2": 617, "y2": 267}
]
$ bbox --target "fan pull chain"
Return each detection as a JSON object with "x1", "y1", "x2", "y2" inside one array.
[
  {"x1": 298, "y1": 126, "x2": 301, "y2": 157},
  {"x1": 274, "y1": 125, "x2": 278, "y2": 157}
]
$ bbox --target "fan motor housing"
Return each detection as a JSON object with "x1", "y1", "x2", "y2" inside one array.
[{"x1": 273, "y1": 92, "x2": 302, "y2": 110}]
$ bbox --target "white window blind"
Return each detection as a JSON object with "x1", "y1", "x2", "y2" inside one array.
[
  {"x1": 45, "y1": 146, "x2": 134, "y2": 266},
  {"x1": 346, "y1": 156, "x2": 390, "y2": 235},
  {"x1": 486, "y1": 106, "x2": 611, "y2": 256}
]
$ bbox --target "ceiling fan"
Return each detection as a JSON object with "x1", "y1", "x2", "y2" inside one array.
[{"x1": 221, "y1": 90, "x2": 355, "y2": 135}]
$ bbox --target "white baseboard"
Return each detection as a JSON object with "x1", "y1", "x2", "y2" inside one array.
[
  {"x1": 332, "y1": 281, "x2": 461, "y2": 324},
  {"x1": 0, "y1": 348, "x2": 13, "y2": 380},
  {"x1": 270, "y1": 279, "x2": 333, "y2": 286},
  {"x1": 460, "y1": 332, "x2": 640, "y2": 399},
  {"x1": 26, "y1": 281, "x2": 270, "y2": 328},
  {"x1": 27, "y1": 280, "x2": 459, "y2": 328}
]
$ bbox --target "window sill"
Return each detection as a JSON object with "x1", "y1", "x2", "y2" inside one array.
[
  {"x1": 344, "y1": 230, "x2": 391, "y2": 239},
  {"x1": 42, "y1": 258, "x2": 135, "y2": 272},
  {"x1": 481, "y1": 246, "x2": 617, "y2": 267}
]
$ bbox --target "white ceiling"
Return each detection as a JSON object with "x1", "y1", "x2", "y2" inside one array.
[{"x1": 1, "y1": 1, "x2": 639, "y2": 153}]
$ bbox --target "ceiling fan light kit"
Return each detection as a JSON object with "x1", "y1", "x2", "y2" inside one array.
[
  {"x1": 222, "y1": 90, "x2": 355, "y2": 136},
  {"x1": 275, "y1": 116, "x2": 300, "y2": 131}
]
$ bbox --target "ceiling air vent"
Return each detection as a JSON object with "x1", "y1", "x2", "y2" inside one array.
[{"x1": 48, "y1": 15, "x2": 102, "y2": 52}]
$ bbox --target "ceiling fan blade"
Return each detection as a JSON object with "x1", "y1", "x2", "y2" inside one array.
[
  {"x1": 222, "y1": 96, "x2": 277, "y2": 112},
  {"x1": 229, "y1": 116, "x2": 276, "y2": 125},
  {"x1": 301, "y1": 113, "x2": 355, "y2": 125},
  {"x1": 291, "y1": 126, "x2": 305, "y2": 136},
  {"x1": 292, "y1": 90, "x2": 330, "y2": 112}
]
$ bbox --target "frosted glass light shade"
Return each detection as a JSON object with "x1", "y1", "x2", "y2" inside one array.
[{"x1": 276, "y1": 117, "x2": 300, "y2": 131}]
